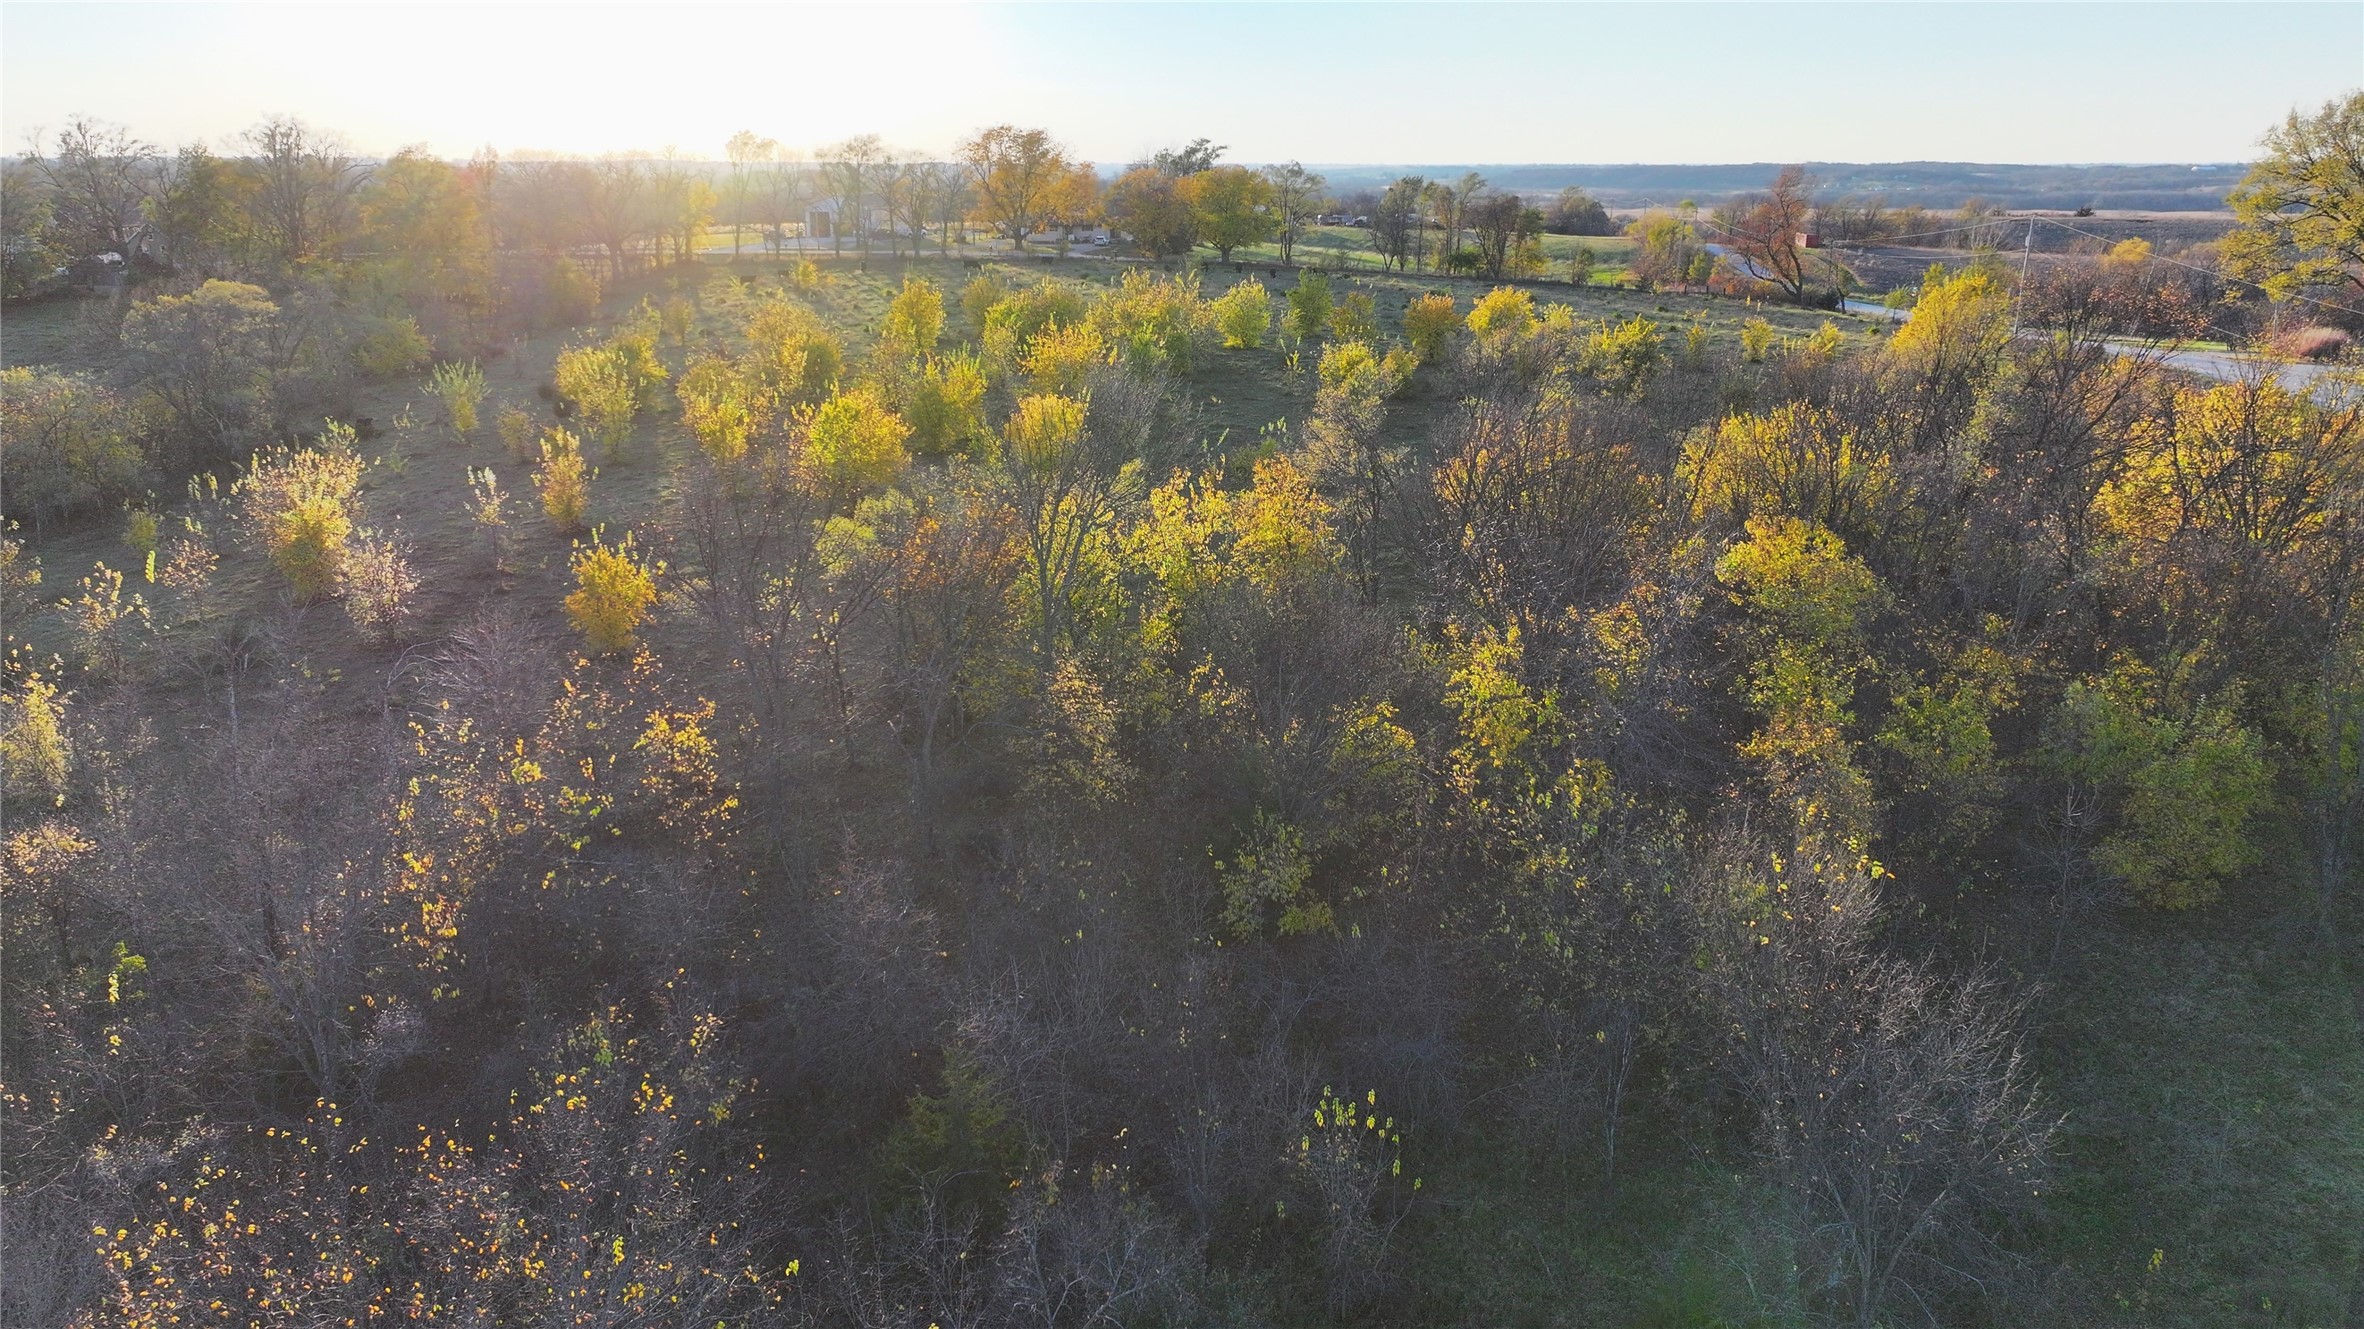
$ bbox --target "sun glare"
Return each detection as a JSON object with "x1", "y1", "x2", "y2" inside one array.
[{"x1": 234, "y1": 3, "x2": 1002, "y2": 158}]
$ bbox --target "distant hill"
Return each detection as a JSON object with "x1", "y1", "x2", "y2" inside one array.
[{"x1": 1299, "y1": 161, "x2": 2247, "y2": 212}]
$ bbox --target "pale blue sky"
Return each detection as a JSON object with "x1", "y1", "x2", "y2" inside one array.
[{"x1": 4, "y1": 2, "x2": 2356, "y2": 163}]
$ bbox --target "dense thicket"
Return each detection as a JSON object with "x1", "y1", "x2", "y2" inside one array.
[{"x1": 3, "y1": 108, "x2": 2362, "y2": 1329}]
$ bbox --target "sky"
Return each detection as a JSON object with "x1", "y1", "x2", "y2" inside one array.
[{"x1": 3, "y1": 2, "x2": 2357, "y2": 165}]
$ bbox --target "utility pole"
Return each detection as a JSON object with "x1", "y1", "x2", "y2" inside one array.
[{"x1": 2011, "y1": 215, "x2": 2036, "y2": 334}]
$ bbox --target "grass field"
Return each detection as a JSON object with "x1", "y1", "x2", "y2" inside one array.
[
  {"x1": 687, "y1": 219, "x2": 1645, "y2": 282},
  {"x1": 1, "y1": 295, "x2": 110, "y2": 372},
  {"x1": 1230, "y1": 224, "x2": 1639, "y2": 279},
  {"x1": 2036, "y1": 883, "x2": 2364, "y2": 1327}
]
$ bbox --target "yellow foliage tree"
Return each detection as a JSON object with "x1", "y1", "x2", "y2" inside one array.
[
  {"x1": 880, "y1": 276, "x2": 946, "y2": 360},
  {"x1": 1402, "y1": 292, "x2": 1460, "y2": 363},
  {"x1": 1210, "y1": 279, "x2": 1272, "y2": 349},
  {"x1": 536, "y1": 428, "x2": 591, "y2": 533},
  {"x1": 1682, "y1": 400, "x2": 1899, "y2": 533},
  {"x1": 554, "y1": 344, "x2": 637, "y2": 457},
  {"x1": 2045, "y1": 656, "x2": 2271, "y2": 908},
  {"x1": 1, "y1": 672, "x2": 72, "y2": 807},
  {"x1": 745, "y1": 299, "x2": 843, "y2": 404},
  {"x1": 1885, "y1": 266, "x2": 2012, "y2": 382},
  {"x1": 237, "y1": 437, "x2": 365, "y2": 601},
  {"x1": 676, "y1": 356, "x2": 767, "y2": 462},
  {"x1": 1019, "y1": 321, "x2": 1109, "y2": 396},
  {"x1": 565, "y1": 529, "x2": 659, "y2": 653},
  {"x1": 802, "y1": 386, "x2": 911, "y2": 493},
  {"x1": 1465, "y1": 286, "x2": 1538, "y2": 339},
  {"x1": 1716, "y1": 514, "x2": 1889, "y2": 839},
  {"x1": 1003, "y1": 393, "x2": 1089, "y2": 472}
]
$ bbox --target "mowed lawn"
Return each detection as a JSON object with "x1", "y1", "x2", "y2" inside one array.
[
  {"x1": 1229, "y1": 224, "x2": 1638, "y2": 280},
  {"x1": 690, "y1": 220, "x2": 1644, "y2": 284}
]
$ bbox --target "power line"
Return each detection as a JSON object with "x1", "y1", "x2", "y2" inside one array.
[{"x1": 1701, "y1": 205, "x2": 2359, "y2": 321}]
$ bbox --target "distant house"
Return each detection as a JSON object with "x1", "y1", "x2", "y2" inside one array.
[
  {"x1": 806, "y1": 196, "x2": 887, "y2": 242},
  {"x1": 1023, "y1": 222, "x2": 1111, "y2": 247}
]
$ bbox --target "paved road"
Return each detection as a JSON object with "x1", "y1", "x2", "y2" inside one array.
[
  {"x1": 2128, "y1": 346, "x2": 2344, "y2": 398},
  {"x1": 1836, "y1": 297, "x2": 2347, "y2": 401},
  {"x1": 1838, "y1": 296, "x2": 1907, "y2": 321},
  {"x1": 1706, "y1": 242, "x2": 1769, "y2": 283}
]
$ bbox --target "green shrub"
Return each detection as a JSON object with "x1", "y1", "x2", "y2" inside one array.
[
  {"x1": 1466, "y1": 286, "x2": 1537, "y2": 338},
  {"x1": 0, "y1": 368, "x2": 145, "y2": 532},
  {"x1": 554, "y1": 344, "x2": 635, "y2": 457},
  {"x1": 351, "y1": 313, "x2": 432, "y2": 378},
  {"x1": 427, "y1": 360, "x2": 488, "y2": 439},
  {"x1": 880, "y1": 276, "x2": 945, "y2": 359},
  {"x1": 1285, "y1": 271, "x2": 1332, "y2": 342},
  {"x1": 2046, "y1": 659, "x2": 2271, "y2": 908},
  {"x1": 237, "y1": 438, "x2": 365, "y2": 602},
  {"x1": 981, "y1": 278, "x2": 1089, "y2": 371},
  {"x1": 123, "y1": 507, "x2": 161, "y2": 559},
  {"x1": 904, "y1": 354, "x2": 988, "y2": 459},
  {"x1": 1211, "y1": 279, "x2": 1272, "y2": 349},
  {"x1": 1088, "y1": 270, "x2": 1211, "y2": 372},
  {"x1": 1329, "y1": 290, "x2": 1378, "y2": 343},
  {"x1": 744, "y1": 300, "x2": 842, "y2": 405},
  {"x1": 1577, "y1": 317, "x2": 1667, "y2": 399},
  {"x1": 495, "y1": 406, "x2": 539, "y2": 464},
  {"x1": 960, "y1": 270, "x2": 1011, "y2": 326},
  {"x1": 676, "y1": 356, "x2": 766, "y2": 462},
  {"x1": 1740, "y1": 316, "x2": 1776, "y2": 363}
]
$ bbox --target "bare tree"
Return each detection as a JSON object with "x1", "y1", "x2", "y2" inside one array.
[
  {"x1": 724, "y1": 129, "x2": 779, "y2": 256},
  {"x1": 579, "y1": 153, "x2": 653, "y2": 277},
  {"x1": 1702, "y1": 840, "x2": 2056, "y2": 1327},
  {"x1": 1262, "y1": 161, "x2": 1327, "y2": 265},
  {"x1": 1467, "y1": 191, "x2": 1541, "y2": 279},
  {"x1": 23, "y1": 116, "x2": 156, "y2": 257},
  {"x1": 879, "y1": 153, "x2": 932, "y2": 259},
  {"x1": 823, "y1": 133, "x2": 886, "y2": 257},
  {"x1": 998, "y1": 1164, "x2": 1185, "y2": 1328},
  {"x1": 922, "y1": 161, "x2": 972, "y2": 254},
  {"x1": 241, "y1": 115, "x2": 356, "y2": 268},
  {"x1": 764, "y1": 148, "x2": 815, "y2": 253},
  {"x1": 1368, "y1": 175, "x2": 1426, "y2": 272},
  {"x1": 1719, "y1": 164, "x2": 1822, "y2": 303}
]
